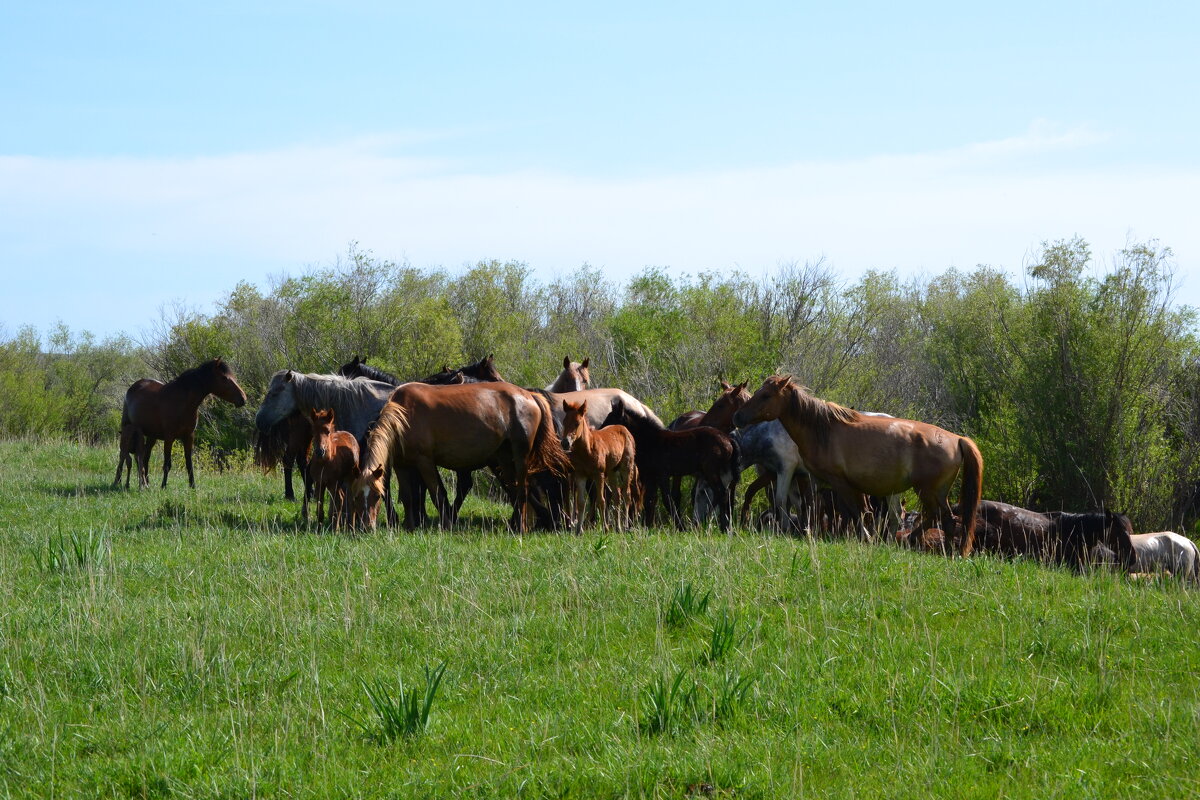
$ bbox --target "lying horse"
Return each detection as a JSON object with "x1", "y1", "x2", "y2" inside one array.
[
  {"x1": 734, "y1": 375, "x2": 982, "y2": 554},
  {"x1": 1045, "y1": 511, "x2": 1137, "y2": 572},
  {"x1": 114, "y1": 358, "x2": 247, "y2": 489},
  {"x1": 353, "y1": 382, "x2": 570, "y2": 532},
  {"x1": 1129, "y1": 532, "x2": 1197, "y2": 581}
]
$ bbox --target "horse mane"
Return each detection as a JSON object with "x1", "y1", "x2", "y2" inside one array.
[
  {"x1": 786, "y1": 383, "x2": 860, "y2": 445},
  {"x1": 285, "y1": 372, "x2": 389, "y2": 410},
  {"x1": 253, "y1": 420, "x2": 288, "y2": 470},
  {"x1": 170, "y1": 358, "x2": 231, "y2": 393},
  {"x1": 348, "y1": 361, "x2": 400, "y2": 385},
  {"x1": 361, "y1": 402, "x2": 411, "y2": 473}
]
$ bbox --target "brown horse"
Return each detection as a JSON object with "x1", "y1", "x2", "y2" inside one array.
[
  {"x1": 253, "y1": 412, "x2": 312, "y2": 501},
  {"x1": 303, "y1": 408, "x2": 360, "y2": 528},
  {"x1": 114, "y1": 358, "x2": 247, "y2": 489},
  {"x1": 352, "y1": 382, "x2": 569, "y2": 532},
  {"x1": 733, "y1": 376, "x2": 982, "y2": 555},
  {"x1": 561, "y1": 399, "x2": 638, "y2": 532},
  {"x1": 668, "y1": 380, "x2": 749, "y2": 432},
  {"x1": 546, "y1": 356, "x2": 591, "y2": 393}
]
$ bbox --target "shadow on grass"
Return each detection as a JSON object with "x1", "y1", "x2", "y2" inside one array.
[{"x1": 38, "y1": 482, "x2": 131, "y2": 498}]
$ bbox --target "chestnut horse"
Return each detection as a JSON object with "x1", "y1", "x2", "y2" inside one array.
[
  {"x1": 113, "y1": 358, "x2": 247, "y2": 489},
  {"x1": 352, "y1": 382, "x2": 570, "y2": 532},
  {"x1": 734, "y1": 376, "x2": 982, "y2": 555},
  {"x1": 303, "y1": 408, "x2": 360, "y2": 528},
  {"x1": 561, "y1": 399, "x2": 638, "y2": 532},
  {"x1": 546, "y1": 356, "x2": 591, "y2": 393}
]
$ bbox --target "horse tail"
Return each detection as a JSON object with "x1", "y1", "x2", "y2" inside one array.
[
  {"x1": 957, "y1": 436, "x2": 984, "y2": 556},
  {"x1": 527, "y1": 391, "x2": 571, "y2": 478}
]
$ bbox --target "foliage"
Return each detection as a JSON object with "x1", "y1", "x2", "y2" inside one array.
[{"x1": 2, "y1": 238, "x2": 1200, "y2": 529}]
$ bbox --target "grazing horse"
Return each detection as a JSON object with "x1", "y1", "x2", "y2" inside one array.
[
  {"x1": 733, "y1": 375, "x2": 983, "y2": 555},
  {"x1": 560, "y1": 399, "x2": 637, "y2": 532},
  {"x1": 603, "y1": 399, "x2": 739, "y2": 532},
  {"x1": 1129, "y1": 532, "x2": 1198, "y2": 581},
  {"x1": 253, "y1": 412, "x2": 312, "y2": 501},
  {"x1": 302, "y1": 408, "x2": 360, "y2": 528},
  {"x1": 114, "y1": 358, "x2": 247, "y2": 489},
  {"x1": 546, "y1": 356, "x2": 590, "y2": 393},
  {"x1": 352, "y1": 382, "x2": 570, "y2": 532}
]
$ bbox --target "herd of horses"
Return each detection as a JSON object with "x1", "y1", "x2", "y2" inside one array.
[{"x1": 110, "y1": 354, "x2": 1200, "y2": 582}]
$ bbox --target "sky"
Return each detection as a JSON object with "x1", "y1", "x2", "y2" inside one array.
[{"x1": 3, "y1": 1, "x2": 1199, "y2": 341}]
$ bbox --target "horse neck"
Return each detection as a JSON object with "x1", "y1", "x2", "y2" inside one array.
[{"x1": 164, "y1": 370, "x2": 216, "y2": 413}]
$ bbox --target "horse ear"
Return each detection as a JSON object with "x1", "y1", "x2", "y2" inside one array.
[
  {"x1": 737, "y1": 381, "x2": 748, "y2": 391},
  {"x1": 371, "y1": 466, "x2": 385, "y2": 480},
  {"x1": 563, "y1": 356, "x2": 571, "y2": 369},
  {"x1": 487, "y1": 353, "x2": 494, "y2": 363},
  {"x1": 580, "y1": 358, "x2": 589, "y2": 369},
  {"x1": 719, "y1": 379, "x2": 732, "y2": 391},
  {"x1": 284, "y1": 370, "x2": 294, "y2": 382},
  {"x1": 578, "y1": 400, "x2": 588, "y2": 415}
]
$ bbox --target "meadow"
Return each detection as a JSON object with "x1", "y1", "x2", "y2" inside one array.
[{"x1": 1, "y1": 438, "x2": 1198, "y2": 799}]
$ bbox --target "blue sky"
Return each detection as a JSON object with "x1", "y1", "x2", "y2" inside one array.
[{"x1": 3, "y1": 1, "x2": 1199, "y2": 340}]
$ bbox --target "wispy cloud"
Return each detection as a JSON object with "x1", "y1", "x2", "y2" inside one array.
[{"x1": 2, "y1": 122, "x2": 1197, "y2": 334}]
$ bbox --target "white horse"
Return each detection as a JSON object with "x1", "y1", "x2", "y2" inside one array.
[{"x1": 1129, "y1": 532, "x2": 1198, "y2": 581}]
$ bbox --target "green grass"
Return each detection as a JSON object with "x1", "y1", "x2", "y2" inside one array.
[{"x1": 1, "y1": 438, "x2": 1199, "y2": 798}]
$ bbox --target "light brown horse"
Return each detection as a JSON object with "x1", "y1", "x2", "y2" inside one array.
[
  {"x1": 303, "y1": 408, "x2": 360, "y2": 528},
  {"x1": 561, "y1": 399, "x2": 638, "y2": 532},
  {"x1": 114, "y1": 358, "x2": 247, "y2": 489},
  {"x1": 352, "y1": 382, "x2": 569, "y2": 532},
  {"x1": 733, "y1": 375, "x2": 983, "y2": 555},
  {"x1": 546, "y1": 356, "x2": 591, "y2": 393}
]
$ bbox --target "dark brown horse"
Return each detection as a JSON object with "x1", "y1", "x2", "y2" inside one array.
[
  {"x1": 253, "y1": 412, "x2": 312, "y2": 501},
  {"x1": 666, "y1": 380, "x2": 749, "y2": 518},
  {"x1": 603, "y1": 399, "x2": 740, "y2": 532},
  {"x1": 352, "y1": 382, "x2": 569, "y2": 532},
  {"x1": 734, "y1": 376, "x2": 982, "y2": 554},
  {"x1": 114, "y1": 358, "x2": 247, "y2": 489}
]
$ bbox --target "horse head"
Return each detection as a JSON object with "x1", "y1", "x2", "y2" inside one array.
[
  {"x1": 733, "y1": 375, "x2": 793, "y2": 428},
  {"x1": 337, "y1": 355, "x2": 364, "y2": 378},
  {"x1": 255, "y1": 370, "x2": 300, "y2": 432},
  {"x1": 209, "y1": 358, "x2": 248, "y2": 407},
  {"x1": 466, "y1": 354, "x2": 506, "y2": 383},
  {"x1": 307, "y1": 407, "x2": 336, "y2": 460},
  {"x1": 703, "y1": 379, "x2": 750, "y2": 431},
  {"x1": 561, "y1": 399, "x2": 589, "y2": 450},
  {"x1": 1106, "y1": 511, "x2": 1139, "y2": 570},
  {"x1": 349, "y1": 465, "x2": 386, "y2": 529}
]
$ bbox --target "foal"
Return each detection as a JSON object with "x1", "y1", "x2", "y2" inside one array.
[
  {"x1": 303, "y1": 408, "x2": 360, "y2": 528},
  {"x1": 561, "y1": 400, "x2": 638, "y2": 533}
]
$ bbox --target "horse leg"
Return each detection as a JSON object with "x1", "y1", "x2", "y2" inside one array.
[
  {"x1": 183, "y1": 433, "x2": 196, "y2": 488},
  {"x1": 138, "y1": 438, "x2": 155, "y2": 489},
  {"x1": 416, "y1": 459, "x2": 452, "y2": 528},
  {"x1": 573, "y1": 476, "x2": 588, "y2": 535},
  {"x1": 453, "y1": 470, "x2": 474, "y2": 517},
  {"x1": 385, "y1": 465, "x2": 399, "y2": 527},
  {"x1": 301, "y1": 466, "x2": 312, "y2": 522},
  {"x1": 160, "y1": 439, "x2": 174, "y2": 488},
  {"x1": 829, "y1": 481, "x2": 869, "y2": 540},
  {"x1": 662, "y1": 476, "x2": 688, "y2": 530},
  {"x1": 594, "y1": 472, "x2": 608, "y2": 532}
]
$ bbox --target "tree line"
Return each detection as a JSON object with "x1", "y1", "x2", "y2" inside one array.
[{"x1": 3, "y1": 238, "x2": 1198, "y2": 531}]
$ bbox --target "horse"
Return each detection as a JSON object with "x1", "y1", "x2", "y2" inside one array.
[
  {"x1": 733, "y1": 375, "x2": 983, "y2": 555},
  {"x1": 428, "y1": 354, "x2": 506, "y2": 384},
  {"x1": 113, "y1": 358, "x2": 247, "y2": 489},
  {"x1": 544, "y1": 388, "x2": 664, "y2": 431},
  {"x1": 560, "y1": 399, "x2": 637, "y2": 532},
  {"x1": 956, "y1": 500, "x2": 1056, "y2": 560},
  {"x1": 253, "y1": 412, "x2": 312, "y2": 501},
  {"x1": 352, "y1": 382, "x2": 570, "y2": 532},
  {"x1": 671, "y1": 381, "x2": 750, "y2": 522},
  {"x1": 302, "y1": 408, "x2": 360, "y2": 528},
  {"x1": 256, "y1": 371, "x2": 394, "y2": 442},
  {"x1": 1128, "y1": 532, "x2": 1197, "y2": 581},
  {"x1": 546, "y1": 356, "x2": 590, "y2": 393},
  {"x1": 1044, "y1": 511, "x2": 1137, "y2": 572},
  {"x1": 337, "y1": 356, "x2": 403, "y2": 384},
  {"x1": 603, "y1": 399, "x2": 739, "y2": 532}
]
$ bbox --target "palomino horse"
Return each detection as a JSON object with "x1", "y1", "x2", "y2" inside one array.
[
  {"x1": 303, "y1": 408, "x2": 360, "y2": 528},
  {"x1": 114, "y1": 358, "x2": 247, "y2": 489},
  {"x1": 546, "y1": 356, "x2": 590, "y2": 393},
  {"x1": 353, "y1": 382, "x2": 569, "y2": 532},
  {"x1": 603, "y1": 399, "x2": 740, "y2": 532},
  {"x1": 1129, "y1": 532, "x2": 1198, "y2": 581},
  {"x1": 560, "y1": 399, "x2": 637, "y2": 532},
  {"x1": 733, "y1": 376, "x2": 983, "y2": 555}
]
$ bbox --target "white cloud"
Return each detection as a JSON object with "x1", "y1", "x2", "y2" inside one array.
[{"x1": 2, "y1": 122, "x2": 1199, "y2": 334}]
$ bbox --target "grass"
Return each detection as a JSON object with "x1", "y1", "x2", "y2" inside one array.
[{"x1": 1, "y1": 437, "x2": 1199, "y2": 797}]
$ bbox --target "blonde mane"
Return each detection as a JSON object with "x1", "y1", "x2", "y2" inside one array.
[{"x1": 360, "y1": 402, "x2": 411, "y2": 472}]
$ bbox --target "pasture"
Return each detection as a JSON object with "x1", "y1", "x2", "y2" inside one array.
[{"x1": 2, "y1": 438, "x2": 1199, "y2": 798}]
